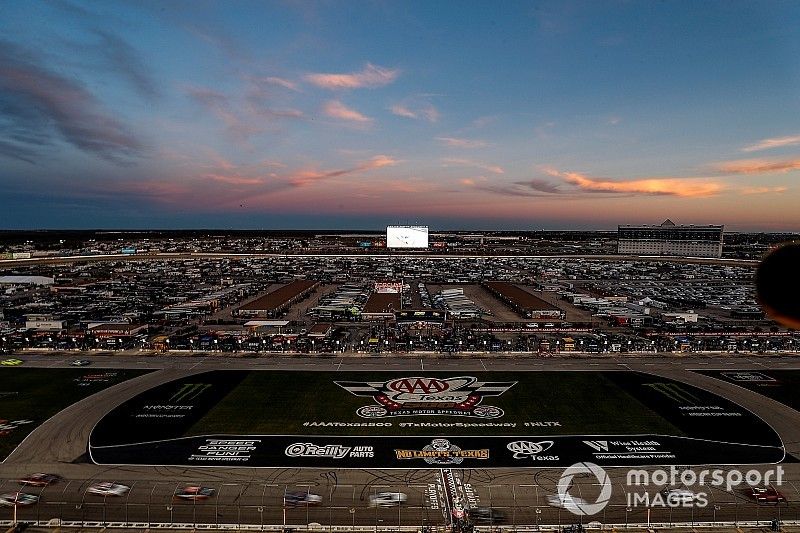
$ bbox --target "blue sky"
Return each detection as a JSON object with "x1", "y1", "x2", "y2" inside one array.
[{"x1": 1, "y1": 0, "x2": 799, "y2": 230}]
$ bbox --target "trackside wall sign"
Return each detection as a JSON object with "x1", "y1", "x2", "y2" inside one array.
[
  {"x1": 334, "y1": 376, "x2": 516, "y2": 419},
  {"x1": 90, "y1": 434, "x2": 785, "y2": 468}
]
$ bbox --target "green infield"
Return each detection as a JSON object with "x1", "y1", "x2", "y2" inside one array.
[
  {"x1": 186, "y1": 371, "x2": 682, "y2": 437},
  {"x1": 0, "y1": 368, "x2": 151, "y2": 460}
]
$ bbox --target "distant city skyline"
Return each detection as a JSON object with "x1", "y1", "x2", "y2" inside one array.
[{"x1": 1, "y1": 1, "x2": 799, "y2": 231}]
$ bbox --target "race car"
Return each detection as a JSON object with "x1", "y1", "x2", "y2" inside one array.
[
  {"x1": 18, "y1": 473, "x2": 62, "y2": 487},
  {"x1": 369, "y1": 492, "x2": 407, "y2": 507},
  {"x1": 174, "y1": 486, "x2": 216, "y2": 500},
  {"x1": 284, "y1": 491, "x2": 322, "y2": 506},
  {"x1": 662, "y1": 488, "x2": 697, "y2": 506},
  {"x1": 87, "y1": 482, "x2": 130, "y2": 496},
  {"x1": 1, "y1": 359, "x2": 23, "y2": 366},
  {"x1": 546, "y1": 493, "x2": 590, "y2": 512},
  {"x1": 466, "y1": 507, "x2": 506, "y2": 524},
  {"x1": 742, "y1": 486, "x2": 787, "y2": 504},
  {"x1": 70, "y1": 359, "x2": 91, "y2": 366},
  {"x1": 0, "y1": 493, "x2": 39, "y2": 506}
]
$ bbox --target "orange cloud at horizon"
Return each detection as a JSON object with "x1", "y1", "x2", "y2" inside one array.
[
  {"x1": 542, "y1": 168, "x2": 724, "y2": 197},
  {"x1": 739, "y1": 186, "x2": 789, "y2": 195}
]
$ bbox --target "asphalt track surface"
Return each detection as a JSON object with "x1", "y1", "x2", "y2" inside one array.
[{"x1": 2, "y1": 354, "x2": 800, "y2": 528}]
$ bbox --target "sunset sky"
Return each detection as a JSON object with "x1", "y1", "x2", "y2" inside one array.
[{"x1": 1, "y1": 0, "x2": 800, "y2": 230}]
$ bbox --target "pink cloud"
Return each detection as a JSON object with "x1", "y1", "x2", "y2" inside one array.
[
  {"x1": 742, "y1": 134, "x2": 800, "y2": 152},
  {"x1": 288, "y1": 154, "x2": 398, "y2": 187},
  {"x1": 261, "y1": 76, "x2": 300, "y2": 91},
  {"x1": 391, "y1": 103, "x2": 439, "y2": 122},
  {"x1": 543, "y1": 167, "x2": 724, "y2": 198},
  {"x1": 305, "y1": 63, "x2": 399, "y2": 89},
  {"x1": 713, "y1": 158, "x2": 800, "y2": 174},
  {"x1": 436, "y1": 136, "x2": 488, "y2": 148},
  {"x1": 322, "y1": 100, "x2": 372, "y2": 123},
  {"x1": 390, "y1": 104, "x2": 417, "y2": 119},
  {"x1": 207, "y1": 174, "x2": 265, "y2": 186},
  {"x1": 442, "y1": 157, "x2": 504, "y2": 174},
  {"x1": 186, "y1": 86, "x2": 262, "y2": 141}
]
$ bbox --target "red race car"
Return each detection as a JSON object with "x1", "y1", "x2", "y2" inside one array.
[{"x1": 742, "y1": 486, "x2": 787, "y2": 504}]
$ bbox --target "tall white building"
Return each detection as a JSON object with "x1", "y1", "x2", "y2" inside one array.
[{"x1": 617, "y1": 220, "x2": 723, "y2": 258}]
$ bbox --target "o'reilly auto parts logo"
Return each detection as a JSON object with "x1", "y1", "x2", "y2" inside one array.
[
  {"x1": 285, "y1": 442, "x2": 375, "y2": 459},
  {"x1": 335, "y1": 376, "x2": 516, "y2": 419},
  {"x1": 286, "y1": 442, "x2": 351, "y2": 459},
  {"x1": 507, "y1": 440, "x2": 558, "y2": 461}
]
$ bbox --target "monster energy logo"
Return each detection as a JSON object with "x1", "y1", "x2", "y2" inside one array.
[
  {"x1": 644, "y1": 383, "x2": 701, "y2": 405},
  {"x1": 168, "y1": 383, "x2": 212, "y2": 403}
]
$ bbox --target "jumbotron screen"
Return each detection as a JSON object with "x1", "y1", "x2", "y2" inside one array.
[{"x1": 386, "y1": 226, "x2": 429, "y2": 248}]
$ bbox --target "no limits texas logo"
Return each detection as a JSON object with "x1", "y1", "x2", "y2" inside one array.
[{"x1": 335, "y1": 376, "x2": 516, "y2": 419}]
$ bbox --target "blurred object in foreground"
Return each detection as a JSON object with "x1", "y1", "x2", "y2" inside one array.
[{"x1": 757, "y1": 243, "x2": 800, "y2": 330}]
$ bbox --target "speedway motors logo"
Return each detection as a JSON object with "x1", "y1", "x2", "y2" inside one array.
[
  {"x1": 335, "y1": 376, "x2": 516, "y2": 419},
  {"x1": 395, "y1": 438, "x2": 489, "y2": 465}
]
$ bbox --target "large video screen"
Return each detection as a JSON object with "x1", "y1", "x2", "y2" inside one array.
[{"x1": 386, "y1": 226, "x2": 429, "y2": 248}]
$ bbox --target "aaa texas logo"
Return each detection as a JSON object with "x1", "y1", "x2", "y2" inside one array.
[{"x1": 334, "y1": 376, "x2": 516, "y2": 419}]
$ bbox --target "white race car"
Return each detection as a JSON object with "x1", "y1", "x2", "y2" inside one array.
[
  {"x1": 87, "y1": 482, "x2": 130, "y2": 496},
  {"x1": 369, "y1": 492, "x2": 407, "y2": 507}
]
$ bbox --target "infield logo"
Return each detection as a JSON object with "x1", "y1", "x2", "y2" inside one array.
[
  {"x1": 395, "y1": 438, "x2": 489, "y2": 465},
  {"x1": 169, "y1": 383, "x2": 212, "y2": 403},
  {"x1": 335, "y1": 376, "x2": 516, "y2": 419},
  {"x1": 507, "y1": 440, "x2": 558, "y2": 461}
]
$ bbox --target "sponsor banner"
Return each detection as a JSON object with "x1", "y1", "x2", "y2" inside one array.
[{"x1": 90, "y1": 433, "x2": 785, "y2": 468}]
